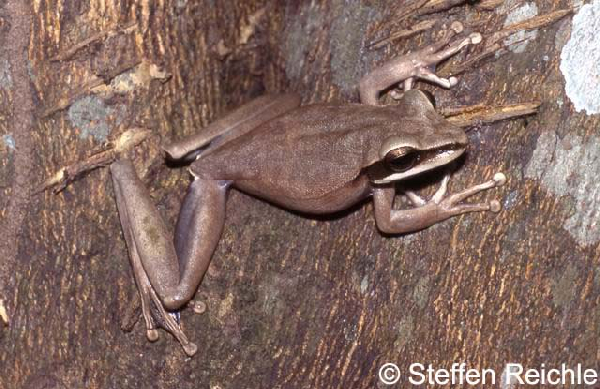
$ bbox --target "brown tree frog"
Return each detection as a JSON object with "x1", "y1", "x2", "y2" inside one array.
[{"x1": 110, "y1": 28, "x2": 505, "y2": 356}]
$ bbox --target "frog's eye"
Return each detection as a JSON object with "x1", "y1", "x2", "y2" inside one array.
[{"x1": 384, "y1": 147, "x2": 420, "y2": 173}]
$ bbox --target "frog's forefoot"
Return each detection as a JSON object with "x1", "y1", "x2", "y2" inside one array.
[
  {"x1": 405, "y1": 172, "x2": 506, "y2": 217},
  {"x1": 359, "y1": 23, "x2": 483, "y2": 105},
  {"x1": 402, "y1": 30, "x2": 483, "y2": 92}
]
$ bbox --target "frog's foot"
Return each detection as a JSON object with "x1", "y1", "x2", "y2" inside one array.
[
  {"x1": 135, "y1": 280, "x2": 160, "y2": 342},
  {"x1": 401, "y1": 31, "x2": 482, "y2": 92},
  {"x1": 359, "y1": 23, "x2": 482, "y2": 105},
  {"x1": 135, "y1": 276, "x2": 198, "y2": 356},
  {"x1": 148, "y1": 289, "x2": 198, "y2": 356},
  {"x1": 189, "y1": 299, "x2": 207, "y2": 315},
  {"x1": 404, "y1": 172, "x2": 506, "y2": 217}
]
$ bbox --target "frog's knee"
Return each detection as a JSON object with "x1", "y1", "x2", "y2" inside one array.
[{"x1": 163, "y1": 294, "x2": 189, "y2": 311}]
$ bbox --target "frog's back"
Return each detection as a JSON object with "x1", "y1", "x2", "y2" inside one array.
[{"x1": 190, "y1": 104, "x2": 400, "y2": 210}]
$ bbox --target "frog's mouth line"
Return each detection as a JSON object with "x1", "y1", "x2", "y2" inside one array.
[
  {"x1": 419, "y1": 143, "x2": 465, "y2": 165},
  {"x1": 368, "y1": 143, "x2": 466, "y2": 184}
]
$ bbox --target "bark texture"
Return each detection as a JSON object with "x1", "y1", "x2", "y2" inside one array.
[{"x1": 1, "y1": 0, "x2": 597, "y2": 388}]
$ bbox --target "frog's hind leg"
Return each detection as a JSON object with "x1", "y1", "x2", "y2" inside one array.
[
  {"x1": 111, "y1": 159, "x2": 230, "y2": 355},
  {"x1": 164, "y1": 93, "x2": 301, "y2": 161},
  {"x1": 359, "y1": 24, "x2": 482, "y2": 105},
  {"x1": 169, "y1": 177, "x2": 229, "y2": 309},
  {"x1": 110, "y1": 160, "x2": 198, "y2": 356}
]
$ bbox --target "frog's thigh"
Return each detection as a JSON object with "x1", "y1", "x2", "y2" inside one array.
[
  {"x1": 169, "y1": 178, "x2": 229, "y2": 309},
  {"x1": 110, "y1": 160, "x2": 180, "y2": 302},
  {"x1": 164, "y1": 93, "x2": 301, "y2": 160}
]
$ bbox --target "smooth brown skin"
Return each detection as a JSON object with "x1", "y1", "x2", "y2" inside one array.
[{"x1": 110, "y1": 28, "x2": 505, "y2": 356}]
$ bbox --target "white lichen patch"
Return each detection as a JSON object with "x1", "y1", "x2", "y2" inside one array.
[
  {"x1": 360, "y1": 274, "x2": 369, "y2": 295},
  {"x1": 2, "y1": 134, "x2": 15, "y2": 150},
  {"x1": 525, "y1": 131, "x2": 600, "y2": 246},
  {"x1": 393, "y1": 314, "x2": 415, "y2": 351},
  {"x1": 551, "y1": 263, "x2": 579, "y2": 309},
  {"x1": 0, "y1": 299, "x2": 7, "y2": 325},
  {"x1": 283, "y1": 3, "x2": 325, "y2": 81},
  {"x1": 500, "y1": 1, "x2": 539, "y2": 53},
  {"x1": 329, "y1": 0, "x2": 380, "y2": 94},
  {"x1": 560, "y1": 0, "x2": 600, "y2": 114},
  {"x1": 0, "y1": 59, "x2": 13, "y2": 90},
  {"x1": 68, "y1": 96, "x2": 125, "y2": 142},
  {"x1": 411, "y1": 276, "x2": 431, "y2": 310}
]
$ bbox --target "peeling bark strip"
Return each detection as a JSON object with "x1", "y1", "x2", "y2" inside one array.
[
  {"x1": 38, "y1": 128, "x2": 152, "y2": 193},
  {"x1": 0, "y1": 1, "x2": 34, "y2": 309},
  {"x1": 368, "y1": 20, "x2": 436, "y2": 49},
  {"x1": 50, "y1": 21, "x2": 137, "y2": 62},
  {"x1": 441, "y1": 102, "x2": 540, "y2": 128}
]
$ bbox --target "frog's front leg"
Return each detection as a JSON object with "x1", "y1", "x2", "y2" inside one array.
[
  {"x1": 372, "y1": 173, "x2": 505, "y2": 234},
  {"x1": 111, "y1": 160, "x2": 228, "y2": 356},
  {"x1": 359, "y1": 26, "x2": 482, "y2": 105}
]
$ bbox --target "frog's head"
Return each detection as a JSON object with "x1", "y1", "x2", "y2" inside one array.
[{"x1": 367, "y1": 89, "x2": 467, "y2": 184}]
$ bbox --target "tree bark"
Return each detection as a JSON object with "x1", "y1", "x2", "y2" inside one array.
[{"x1": 1, "y1": 0, "x2": 597, "y2": 388}]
